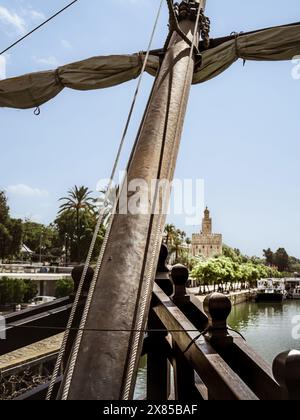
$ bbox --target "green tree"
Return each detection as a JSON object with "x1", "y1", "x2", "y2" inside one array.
[
  {"x1": 59, "y1": 186, "x2": 95, "y2": 262},
  {"x1": 0, "y1": 278, "x2": 26, "y2": 305},
  {"x1": 0, "y1": 191, "x2": 9, "y2": 225},
  {"x1": 7, "y1": 219, "x2": 23, "y2": 257},
  {"x1": 263, "y1": 248, "x2": 274, "y2": 266},
  {"x1": 191, "y1": 256, "x2": 280, "y2": 294},
  {"x1": 23, "y1": 280, "x2": 38, "y2": 303},
  {"x1": 55, "y1": 206, "x2": 105, "y2": 263},
  {"x1": 0, "y1": 224, "x2": 12, "y2": 259},
  {"x1": 0, "y1": 192, "x2": 23, "y2": 260},
  {"x1": 164, "y1": 224, "x2": 177, "y2": 249},
  {"x1": 274, "y1": 248, "x2": 289, "y2": 272},
  {"x1": 55, "y1": 278, "x2": 74, "y2": 298}
]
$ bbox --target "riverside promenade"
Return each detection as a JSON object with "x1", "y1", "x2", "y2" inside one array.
[{"x1": 188, "y1": 288, "x2": 254, "y2": 305}]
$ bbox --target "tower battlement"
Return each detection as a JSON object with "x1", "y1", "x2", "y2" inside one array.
[{"x1": 191, "y1": 208, "x2": 222, "y2": 258}]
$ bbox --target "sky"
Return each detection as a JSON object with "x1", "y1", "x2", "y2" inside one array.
[{"x1": 0, "y1": 0, "x2": 300, "y2": 258}]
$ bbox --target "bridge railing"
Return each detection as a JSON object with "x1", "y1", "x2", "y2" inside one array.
[{"x1": 146, "y1": 249, "x2": 300, "y2": 401}]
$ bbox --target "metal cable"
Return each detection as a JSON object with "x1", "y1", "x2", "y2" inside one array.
[
  {"x1": 54, "y1": 0, "x2": 165, "y2": 401},
  {"x1": 0, "y1": 1, "x2": 80, "y2": 56},
  {"x1": 121, "y1": 1, "x2": 204, "y2": 401},
  {"x1": 4, "y1": 325, "x2": 209, "y2": 333}
]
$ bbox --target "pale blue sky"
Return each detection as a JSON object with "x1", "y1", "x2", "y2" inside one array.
[{"x1": 0, "y1": 0, "x2": 299, "y2": 257}]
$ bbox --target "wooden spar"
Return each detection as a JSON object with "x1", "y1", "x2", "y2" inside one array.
[{"x1": 62, "y1": 0, "x2": 206, "y2": 400}]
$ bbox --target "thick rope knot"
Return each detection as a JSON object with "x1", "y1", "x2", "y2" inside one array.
[
  {"x1": 54, "y1": 68, "x2": 64, "y2": 86},
  {"x1": 137, "y1": 51, "x2": 145, "y2": 68},
  {"x1": 230, "y1": 31, "x2": 246, "y2": 65}
]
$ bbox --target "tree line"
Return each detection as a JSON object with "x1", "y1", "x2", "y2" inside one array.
[
  {"x1": 1, "y1": 188, "x2": 298, "y2": 288},
  {"x1": 263, "y1": 247, "x2": 298, "y2": 273},
  {"x1": 163, "y1": 224, "x2": 298, "y2": 293},
  {"x1": 0, "y1": 186, "x2": 106, "y2": 264}
]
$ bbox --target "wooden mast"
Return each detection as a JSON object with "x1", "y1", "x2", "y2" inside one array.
[{"x1": 62, "y1": 0, "x2": 206, "y2": 400}]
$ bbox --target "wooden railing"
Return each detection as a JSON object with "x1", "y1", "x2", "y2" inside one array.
[
  {"x1": 1, "y1": 247, "x2": 300, "y2": 400},
  {"x1": 145, "y1": 247, "x2": 300, "y2": 401}
]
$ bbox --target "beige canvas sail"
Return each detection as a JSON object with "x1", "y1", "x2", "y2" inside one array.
[{"x1": 0, "y1": 22, "x2": 299, "y2": 109}]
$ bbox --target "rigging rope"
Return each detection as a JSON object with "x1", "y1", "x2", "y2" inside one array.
[
  {"x1": 0, "y1": 1, "x2": 80, "y2": 56},
  {"x1": 121, "y1": 0, "x2": 205, "y2": 401},
  {"x1": 46, "y1": 0, "x2": 164, "y2": 401}
]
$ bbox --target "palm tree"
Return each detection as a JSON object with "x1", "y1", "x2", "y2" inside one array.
[
  {"x1": 164, "y1": 224, "x2": 176, "y2": 249},
  {"x1": 95, "y1": 186, "x2": 117, "y2": 227},
  {"x1": 59, "y1": 186, "x2": 95, "y2": 262}
]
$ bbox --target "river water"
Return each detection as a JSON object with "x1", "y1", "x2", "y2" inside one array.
[
  {"x1": 228, "y1": 300, "x2": 300, "y2": 364},
  {"x1": 134, "y1": 300, "x2": 300, "y2": 398}
]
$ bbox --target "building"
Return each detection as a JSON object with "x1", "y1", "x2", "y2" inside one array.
[{"x1": 192, "y1": 207, "x2": 222, "y2": 258}]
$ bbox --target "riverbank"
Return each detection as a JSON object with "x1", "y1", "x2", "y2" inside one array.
[{"x1": 188, "y1": 288, "x2": 254, "y2": 306}]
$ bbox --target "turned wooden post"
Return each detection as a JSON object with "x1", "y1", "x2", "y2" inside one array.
[
  {"x1": 203, "y1": 293, "x2": 233, "y2": 347},
  {"x1": 155, "y1": 244, "x2": 173, "y2": 297},
  {"x1": 71, "y1": 265, "x2": 94, "y2": 298},
  {"x1": 273, "y1": 350, "x2": 300, "y2": 400},
  {"x1": 171, "y1": 264, "x2": 190, "y2": 306},
  {"x1": 170, "y1": 264, "x2": 199, "y2": 399}
]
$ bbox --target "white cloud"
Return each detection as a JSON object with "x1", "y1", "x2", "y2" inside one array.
[
  {"x1": 0, "y1": 6, "x2": 26, "y2": 34},
  {"x1": 61, "y1": 39, "x2": 72, "y2": 49},
  {"x1": 6, "y1": 184, "x2": 49, "y2": 198},
  {"x1": 33, "y1": 56, "x2": 59, "y2": 67},
  {"x1": 29, "y1": 10, "x2": 45, "y2": 21},
  {"x1": 0, "y1": 56, "x2": 6, "y2": 79}
]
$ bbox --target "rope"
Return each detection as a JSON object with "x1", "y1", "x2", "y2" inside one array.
[
  {"x1": 228, "y1": 327, "x2": 246, "y2": 341},
  {"x1": 49, "y1": 0, "x2": 164, "y2": 401},
  {"x1": 5, "y1": 324, "x2": 206, "y2": 333},
  {"x1": 164, "y1": 0, "x2": 195, "y2": 52},
  {"x1": 0, "y1": 1, "x2": 80, "y2": 56},
  {"x1": 183, "y1": 328, "x2": 209, "y2": 354},
  {"x1": 121, "y1": 1, "x2": 204, "y2": 401},
  {"x1": 230, "y1": 31, "x2": 246, "y2": 66}
]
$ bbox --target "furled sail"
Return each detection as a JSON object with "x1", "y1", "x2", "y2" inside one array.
[
  {"x1": 0, "y1": 22, "x2": 299, "y2": 110},
  {"x1": 194, "y1": 21, "x2": 300, "y2": 84},
  {"x1": 0, "y1": 54, "x2": 159, "y2": 109}
]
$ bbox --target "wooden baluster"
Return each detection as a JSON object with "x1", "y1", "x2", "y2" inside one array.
[
  {"x1": 203, "y1": 293, "x2": 233, "y2": 348},
  {"x1": 155, "y1": 244, "x2": 173, "y2": 297},
  {"x1": 171, "y1": 264, "x2": 199, "y2": 400},
  {"x1": 62, "y1": 266, "x2": 94, "y2": 372},
  {"x1": 146, "y1": 244, "x2": 171, "y2": 400},
  {"x1": 171, "y1": 264, "x2": 190, "y2": 307},
  {"x1": 273, "y1": 350, "x2": 300, "y2": 400},
  {"x1": 146, "y1": 312, "x2": 171, "y2": 400}
]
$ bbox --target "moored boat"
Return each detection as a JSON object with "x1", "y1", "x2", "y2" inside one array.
[
  {"x1": 255, "y1": 279, "x2": 285, "y2": 303},
  {"x1": 288, "y1": 286, "x2": 300, "y2": 300}
]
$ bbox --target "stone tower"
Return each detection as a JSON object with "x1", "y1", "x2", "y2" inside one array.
[
  {"x1": 192, "y1": 207, "x2": 222, "y2": 259},
  {"x1": 202, "y1": 207, "x2": 212, "y2": 234}
]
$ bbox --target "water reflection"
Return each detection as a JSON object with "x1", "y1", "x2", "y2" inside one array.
[
  {"x1": 228, "y1": 300, "x2": 300, "y2": 364},
  {"x1": 134, "y1": 356, "x2": 147, "y2": 400},
  {"x1": 134, "y1": 300, "x2": 300, "y2": 398}
]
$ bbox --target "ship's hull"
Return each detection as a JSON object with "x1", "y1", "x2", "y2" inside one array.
[{"x1": 255, "y1": 293, "x2": 284, "y2": 303}]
